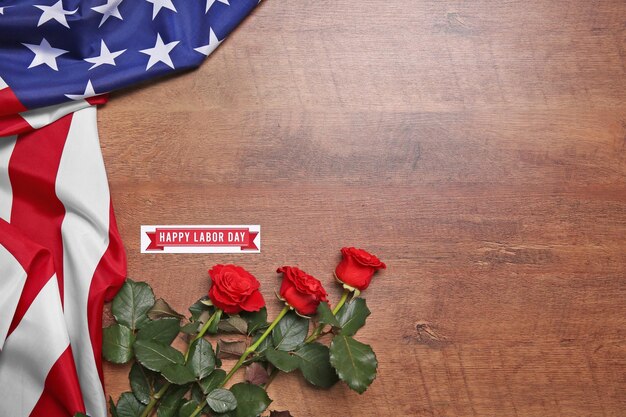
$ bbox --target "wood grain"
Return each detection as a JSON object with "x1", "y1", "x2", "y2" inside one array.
[{"x1": 100, "y1": 1, "x2": 626, "y2": 415}]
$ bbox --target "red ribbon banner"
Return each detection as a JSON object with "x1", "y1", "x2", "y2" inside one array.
[{"x1": 146, "y1": 228, "x2": 259, "y2": 251}]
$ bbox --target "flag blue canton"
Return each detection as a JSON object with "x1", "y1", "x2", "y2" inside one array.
[{"x1": 0, "y1": 0, "x2": 259, "y2": 109}]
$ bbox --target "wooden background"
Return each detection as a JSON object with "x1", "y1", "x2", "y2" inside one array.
[{"x1": 101, "y1": 1, "x2": 626, "y2": 416}]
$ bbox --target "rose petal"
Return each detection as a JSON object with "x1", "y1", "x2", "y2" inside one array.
[{"x1": 240, "y1": 289, "x2": 265, "y2": 312}]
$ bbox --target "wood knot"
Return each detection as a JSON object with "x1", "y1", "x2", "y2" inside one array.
[{"x1": 409, "y1": 321, "x2": 449, "y2": 348}]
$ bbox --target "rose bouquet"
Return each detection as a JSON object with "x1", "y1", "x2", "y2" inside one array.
[{"x1": 101, "y1": 247, "x2": 386, "y2": 417}]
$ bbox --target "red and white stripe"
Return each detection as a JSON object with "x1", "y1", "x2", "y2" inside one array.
[
  {"x1": 0, "y1": 75, "x2": 107, "y2": 137},
  {"x1": 0, "y1": 103, "x2": 126, "y2": 417},
  {"x1": 0, "y1": 220, "x2": 85, "y2": 416}
]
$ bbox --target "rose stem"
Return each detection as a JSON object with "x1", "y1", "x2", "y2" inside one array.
[
  {"x1": 139, "y1": 309, "x2": 222, "y2": 417},
  {"x1": 185, "y1": 309, "x2": 222, "y2": 361},
  {"x1": 187, "y1": 305, "x2": 291, "y2": 417},
  {"x1": 138, "y1": 383, "x2": 169, "y2": 417},
  {"x1": 221, "y1": 305, "x2": 290, "y2": 386},
  {"x1": 268, "y1": 289, "x2": 352, "y2": 389},
  {"x1": 304, "y1": 288, "x2": 350, "y2": 343}
]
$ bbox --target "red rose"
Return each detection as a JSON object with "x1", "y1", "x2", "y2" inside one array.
[
  {"x1": 277, "y1": 266, "x2": 328, "y2": 316},
  {"x1": 335, "y1": 247, "x2": 386, "y2": 291},
  {"x1": 208, "y1": 264, "x2": 265, "y2": 314}
]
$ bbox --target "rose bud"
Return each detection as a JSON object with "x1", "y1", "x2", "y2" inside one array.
[
  {"x1": 335, "y1": 247, "x2": 386, "y2": 292},
  {"x1": 277, "y1": 266, "x2": 328, "y2": 316},
  {"x1": 208, "y1": 264, "x2": 265, "y2": 314}
]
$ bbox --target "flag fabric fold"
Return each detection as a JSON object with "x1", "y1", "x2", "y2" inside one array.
[
  {"x1": 0, "y1": 0, "x2": 258, "y2": 111},
  {"x1": 0, "y1": 1, "x2": 260, "y2": 416},
  {"x1": 0, "y1": 219, "x2": 86, "y2": 417},
  {"x1": 0, "y1": 106, "x2": 126, "y2": 417}
]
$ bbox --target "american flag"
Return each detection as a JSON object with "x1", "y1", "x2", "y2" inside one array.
[{"x1": 0, "y1": 1, "x2": 259, "y2": 416}]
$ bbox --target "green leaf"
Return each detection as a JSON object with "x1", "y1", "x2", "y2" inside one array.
[
  {"x1": 162, "y1": 363, "x2": 197, "y2": 385},
  {"x1": 329, "y1": 335, "x2": 377, "y2": 394},
  {"x1": 199, "y1": 369, "x2": 227, "y2": 394},
  {"x1": 189, "y1": 298, "x2": 211, "y2": 322},
  {"x1": 218, "y1": 315, "x2": 248, "y2": 334},
  {"x1": 134, "y1": 339, "x2": 184, "y2": 372},
  {"x1": 265, "y1": 348, "x2": 299, "y2": 373},
  {"x1": 207, "y1": 309, "x2": 222, "y2": 334},
  {"x1": 136, "y1": 318, "x2": 180, "y2": 345},
  {"x1": 112, "y1": 279, "x2": 155, "y2": 331},
  {"x1": 241, "y1": 307, "x2": 268, "y2": 334},
  {"x1": 129, "y1": 363, "x2": 151, "y2": 405},
  {"x1": 116, "y1": 392, "x2": 146, "y2": 417},
  {"x1": 178, "y1": 400, "x2": 200, "y2": 417},
  {"x1": 109, "y1": 396, "x2": 119, "y2": 417},
  {"x1": 229, "y1": 383, "x2": 271, "y2": 417},
  {"x1": 244, "y1": 362, "x2": 269, "y2": 385},
  {"x1": 191, "y1": 383, "x2": 203, "y2": 404},
  {"x1": 73, "y1": 413, "x2": 89, "y2": 417},
  {"x1": 334, "y1": 298, "x2": 370, "y2": 336},
  {"x1": 103, "y1": 324, "x2": 134, "y2": 364},
  {"x1": 316, "y1": 302, "x2": 340, "y2": 327},
  {"x1": 217, "y1": 339, "x2": 246, "y2": 358},
  {"x1": 180, "y1": 322, "x2": 199, "y2": 335},
  {"x1": 157, "y1": 384, "x2": 189, "y2": 417},
  {"x1": 251, "y1": 332, "x2": 272, "y2": 355},
  {"x1": 207, "y1": 388, "x2": 237, "y2": 413},
  {"x1": 153, "y1": 373, "x2": 168, "y2": 393},
  {"x1": 188, "y1": 338, "x2": 215, "y2": 379},
  {"x1": 149, "y1": 298, "x2": 184, "y2": 320},
  {"x1": 271, "y1": 312, "x2": 308, "y2": 351},
  {"x1": 196, "y1": 311, "x2": 210, "y2": 327},
  {"x1": 294, "y1": 342, "x2": 338, "y2": 388}
]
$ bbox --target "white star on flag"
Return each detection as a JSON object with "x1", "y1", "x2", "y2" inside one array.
[
  {"x1": 22, "y1": 38, "x2": 69, "y2": 71},
  {"x1": 205, "y1": 0, "x2": 229, "y2": 13},
  {"x1": 194, "y1": 28, "x2": 222, "y2": 56},
  {"x1": 65, "y1": 80, "x2": 98, "y2": 100},
  {"x1": 84, "y1": 40, "x2": 126, "y2": 70},
  {"x1": 146, "y1": 0, "x2": 177, "y2": 19},
  {"x1": 34, "y1": 0, "x2": 77, "y2": 28},
  {"x1": 139, "y1": 33, "x2": 179, "y2": 70},
  {"x1": 91, "y1": 0, "x2": 123, "y2": 27}
]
